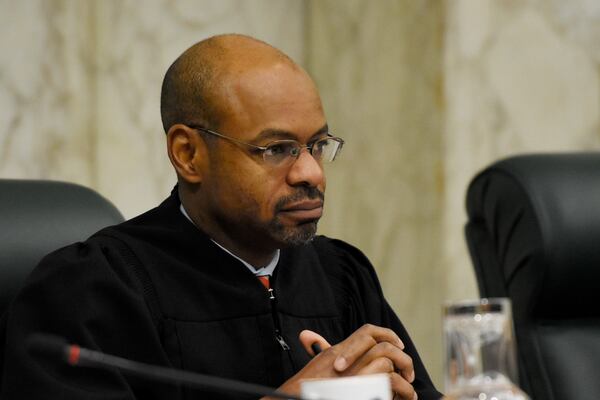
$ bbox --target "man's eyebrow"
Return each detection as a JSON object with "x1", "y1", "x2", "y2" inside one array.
[
  {"x1": 254, "y1": 124, "x2": 329, "y2": 142},
  {"x1": 311, "y1": 124, "x2": 330, "y2": 138}
]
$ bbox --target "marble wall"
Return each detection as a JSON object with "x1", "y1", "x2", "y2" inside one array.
[
  {"x1": 0, "y1": 0, "x2": 306, "y2": 217},
  {"x1": 442, "y1": 0, "x2": 600, "y2": 301},
  {"x1": 2, "y1": 0, "x2": 600, "y2": 389},
  {"x1": 307, "y1": 0, "x2": 447, "y2": 385},
  {"x1": 92, "y1": 0, "x2": 306, "y2": 214},
  {"x1": 0, "y1": 2, "x2": 95, "y2": 184},
  {"x1": 308, "y1": 0, "x2": 600, "y2": 386}
]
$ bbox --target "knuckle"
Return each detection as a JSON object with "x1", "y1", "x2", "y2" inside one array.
[
  {"x1": 357, "y1": 331, "x2": 375, "y2": 346},
  {"x1": 374, "y1": 341, "x2": 400, "y2": 361},
  {"x1": 380, "y1": 341, "x2": 395, "y2": 352},
  {"x1": 382, "y1": 326, "x2": 395, "y2": 336},
  {"x1": 361, "y1": 323, "x2": 375, "y2": 331},
  {"x1": 372, "y1": 357, "x2": 394, "y2": 372}
]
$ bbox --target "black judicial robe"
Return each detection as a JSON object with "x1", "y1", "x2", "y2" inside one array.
[{"x1": 0, "y1": 190, "x2": 442, "y2": 400}]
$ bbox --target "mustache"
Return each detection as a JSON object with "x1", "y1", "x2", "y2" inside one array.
[{"x1": 275, "y1": 187, "x2": 324, "y2": 211}]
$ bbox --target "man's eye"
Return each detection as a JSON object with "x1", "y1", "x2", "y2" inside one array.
[
  {"x1": 265, "y1": 143, "x2": 293, "y2": 156},
  {"x1": 311, "y1": 138, "x2": 329, "y2": 154},
  {"x1": 314, "y1": 140, "x2": 327, "y2": 151}
]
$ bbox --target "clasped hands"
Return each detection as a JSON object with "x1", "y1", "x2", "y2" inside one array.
[{"x1": 271, "y1": 324, "x2": 418, "y2": 400}]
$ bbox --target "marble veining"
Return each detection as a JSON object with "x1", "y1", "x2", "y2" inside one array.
[
  {"x1": 308, "y1": 0, "x2": 447, "y2": 383},
  {"x1": 443, "y1": 0, "x2": 600, "y2": 310},
  {"x1": 0, "y1": 0, "x2": 305, "y2": 217}
]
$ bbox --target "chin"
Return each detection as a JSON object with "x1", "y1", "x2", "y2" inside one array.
[{"x1": 271, "y1": 220, "x2": 318, "y2": 247}]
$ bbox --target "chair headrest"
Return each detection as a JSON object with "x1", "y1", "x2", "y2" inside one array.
[
  {"x1": 466, "y1": 153, "x2": 600, "y2": 317},
  {"x1": 0, "y1": 179, "x2": 124, "y2": 315}
]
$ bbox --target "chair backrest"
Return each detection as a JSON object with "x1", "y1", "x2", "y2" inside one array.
[
  {"x1": 0, "y1": 179, "x2": 124, "y2": 316},
  {"x1": 464, "y1": 153, "x2": 600, "y2": 400}
]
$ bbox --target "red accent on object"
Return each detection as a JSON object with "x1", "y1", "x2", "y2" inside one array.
[
  {"x1": 68, "y1": 345, "x2": 81, "y2": 366},
  {"x1": 257, "y1": 275, "x2": 270, "y2": 290}
]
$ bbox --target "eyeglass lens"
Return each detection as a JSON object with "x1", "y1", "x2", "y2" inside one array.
[{"x1": 263, "y1": 138, "x2": 342, "y2": 165}]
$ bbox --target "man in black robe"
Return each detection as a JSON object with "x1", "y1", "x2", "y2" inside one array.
[{"x1": 0, "y1": 34, "x2": 442, "y2": 400}]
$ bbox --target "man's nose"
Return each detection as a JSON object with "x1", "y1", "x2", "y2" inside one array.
[{"x1": 286, "y1": 149, "x2": 325, "y2": 187}]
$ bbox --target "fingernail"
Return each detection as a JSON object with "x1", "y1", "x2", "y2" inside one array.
[
  {"x1": 397, "y1": 339, "x2": 405, "y2": 349},
  {"x1": 334, "y1": 356, "x2": 347, "y2": 371},
  {"x1": 409, "y1": 370, "x2": 415, "y2": 383},
  {"x1": 412, "y1": 392, "x2": 418, "y2": 400}
]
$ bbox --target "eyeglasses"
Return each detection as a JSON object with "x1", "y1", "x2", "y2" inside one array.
[{"x1": 188, "y1": 125, "x2": 344, "y2": 167}]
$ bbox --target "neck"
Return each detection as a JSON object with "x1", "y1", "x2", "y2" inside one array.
[
  {"x1": 212, "y1": 236, "x2": 277, "y2": 268},
  {"x1": 180, "y1": 196, "x2": 277, "y2": 268}
]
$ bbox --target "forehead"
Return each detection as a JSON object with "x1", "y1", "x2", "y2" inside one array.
[{"x1": 215, "y1": 62, "x2": 327, "y2": 141}]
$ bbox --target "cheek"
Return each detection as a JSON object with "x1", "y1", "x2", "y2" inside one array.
[
  {"x1": 223, "y1": 167, "x2": 281, "y2": 217},
  {"x1": 249, "y1": 171, "x2": 297, "y2": 220},
  {"x1": 211, "y1": 153, "x2": 291, "y2": 219},
  {"x1": 246, "y1": 177, "x2": 280, "y2": 217}
]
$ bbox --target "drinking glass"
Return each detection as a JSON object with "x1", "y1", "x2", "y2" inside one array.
[{"x1": 443, "y1": 298, "x2": 530, "y2": 400}]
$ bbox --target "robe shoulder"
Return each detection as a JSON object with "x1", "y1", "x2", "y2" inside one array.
[
  {"x1": 0, "y1": 236, "x2": 176, "y2": 400},
  {"x1": 311, "y1": 236, "x2": 388, "y2": 315}
]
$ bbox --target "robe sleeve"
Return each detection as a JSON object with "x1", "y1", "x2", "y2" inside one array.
[
  {"x1": 314, "y1": 237, "x2": 444, "y2": 400},
  {"x1": 0, "y1": 237, "x2": 178, "y2": 400}
]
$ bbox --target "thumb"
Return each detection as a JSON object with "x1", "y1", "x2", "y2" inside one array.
[{"x1": 299, "y1": 329, "x2": 331, "y2": 357}]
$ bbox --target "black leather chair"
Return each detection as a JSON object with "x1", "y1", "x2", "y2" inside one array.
[
  {"x1": 464, "y1": 153, "x2": 600, "y2": 400},
  {"x1": 0, "y1": 179, "x2": 124, "y2": 316}
]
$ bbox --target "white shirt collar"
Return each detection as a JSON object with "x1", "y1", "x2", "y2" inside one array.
[{"x1": 179, "y1": 203, "x2": 279, "y2": 276}]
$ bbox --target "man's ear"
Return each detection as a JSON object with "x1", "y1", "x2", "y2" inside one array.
[{"x1": 166, "y1": 124, "x2": 208, "y2": 184}]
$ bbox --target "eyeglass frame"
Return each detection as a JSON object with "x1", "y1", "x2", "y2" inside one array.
[{"x1": 186, "y1": 124, "x2": 344, "y2": 166}]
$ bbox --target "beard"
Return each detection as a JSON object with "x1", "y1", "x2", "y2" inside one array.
[
  {"x1": 269, "y1": 219, "x2": 319, "y2": 246},
  {"x1": 267, "y1": 186, "x2": 324, "y2": 246}
]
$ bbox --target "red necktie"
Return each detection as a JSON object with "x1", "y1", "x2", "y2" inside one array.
[{"x1": 257, "y1": 275, "x2": 270, "y2": 290}]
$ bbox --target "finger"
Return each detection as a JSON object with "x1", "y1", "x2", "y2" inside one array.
[
  {"x1": 355, "y1": 356, "x2": 395, "y2": 375},
  {"x1": 299, "y1": 329, "x2": 331, "y2": 357},
  {"x1": 333, "y1": 324, "x2": 404, "y2": 372},
  {"x1": 389, "y1": 372, "x2": 417, "y2": 400},
  {"x1": 376, "y1": 342, "x2": 415, "y2": 383},
  {"x1": 347, "y1": 342, "x2": 414, "y2": 383},
  {"x1": 357, "y1": 324, "x2": 404, "y2": 349}
]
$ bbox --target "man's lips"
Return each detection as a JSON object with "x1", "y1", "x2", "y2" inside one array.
[{"x1": 279, "y1": 200, "x2": 324, "y2": 221}]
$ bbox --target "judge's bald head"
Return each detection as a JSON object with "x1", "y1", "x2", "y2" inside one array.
[{"x1": 160, "y1": 34, "x2": 297, "y2": 133}]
